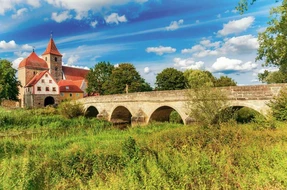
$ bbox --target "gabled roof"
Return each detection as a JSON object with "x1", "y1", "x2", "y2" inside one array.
[
  {"x1": 62, "y1": 66, "x2": 89, "y2": 81},
  {"x1": 42, "y1": 38, "x2": 62, "y2": 56},
  {"x1": 58, "y1": 80, "x2": 83, "y2": 93},
  {"x1": 18, "y1": 51, "x2": 48, "y2": 69},
  {"x1": 25, "y1": 70, "x2": 48, "y2": 87},
  {"x1": 73, "y1": 80, "x2": 85, "y2": 89}
]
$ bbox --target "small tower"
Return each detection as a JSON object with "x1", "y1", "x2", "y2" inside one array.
[{"x1": 42, "y1": 33, "x2": 63, "y2": 82}]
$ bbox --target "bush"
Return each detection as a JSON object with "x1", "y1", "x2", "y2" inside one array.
[
  {"x1": 169, "y1": 110, "x2": 183, "y2": 123},
  {"x1": 235, "y1": 107, "x2": 260, "y2": 123},
  {"x1": 268, "y1": 87, "x2": 287, "y2": 121},
  {"x1": 58, "y1": 101, "x2": 85, "y2": 119}
]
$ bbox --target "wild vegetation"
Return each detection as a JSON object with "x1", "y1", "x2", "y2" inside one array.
[{"x1": 1, "y1": 102, "x2": 287, "y2": 189}]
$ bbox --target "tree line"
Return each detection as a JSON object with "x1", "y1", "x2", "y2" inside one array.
[{"x1": 85, "y1": 62, "x2": 237, "y2": 95}]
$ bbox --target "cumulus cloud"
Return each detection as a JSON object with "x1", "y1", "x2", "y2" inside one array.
[
  {"x1": 218, "y1": 16, "x2": 255, "y2": 36},
  {"x1": 210, "y1": 57, "x2": 257, "y2": 73},
  {"x1": 105, "y1": 13, "x2": 127, "y2": 24},
  {"x1": 67, "y1": 54, "x2": 80, "y2": 65},
  {"x1": 21, "y1": 44, "x2": 33, "y2": 51},
  {"x1": 173, "y1": 57, "x2": 204, "y2": 70},
  {"x1": 0, "y1": 40, "x2": 17, "y2": 49},
  {"x1": 51, "y1": 11, "x2": 72, "y2": 23},
  {"x1": 12, "y1": 8, "x2": 28, "y2": 19},
  {"x1": 144, "y1": 67, "x2": 151, "y2": 74},
  {"x1": 90, "y1": 20, "x2": 98, "y2": 28},
  {"x1": 166, "y1": 19, "x2": 184, "y2": 31},
  {"x1": 14, "y1": 51, "x2": 30, "y2": 57},
  {"x1": 0, "y1": 0, "x2": 40, "y2": 15},
  {"x1": 12, "y1": 57, "x2": 24, "y2": 69},
  {"x1": 146, "y1": 46, "x2": 176, "y2": 55},
  {"x1": 182, "y1": 35, "x2": 258, "y2": 57}
]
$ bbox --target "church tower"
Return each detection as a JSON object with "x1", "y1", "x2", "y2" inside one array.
[{"x1": 42, "y1": 35, "x2": 63, "y2": 82}]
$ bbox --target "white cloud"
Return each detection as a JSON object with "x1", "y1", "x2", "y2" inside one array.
[
  {"x1": 21, "y1": 44, "x2": 33, "y2": 51},
  {"x1": 217, "y1": 14, "x2": 221, "y2": 18},
  {"x1": 218, "y1": 16, "x2": 255, "y2": 36},
  {"x1": 182, "y1": 35, "x2": 258, "y2": 57},
  {"x1": 26, "y1": 0, "x2": 41, "y2": 8},
  {"x1": 51, "y1": 11, "x2": 72, "y2": 23},
  {"x1": 195, "y1": 20, "x2": 200, "y2": 23},
  {"x1": 12, "y1": 8, "x2": 28, "y2": 19},
  {"x1": 0, "y1": 0, "x2": 40, "y2": 15},
  {"x1": 166, "y1": 19, "x2": 184, "y2": 31},
  {"x1": 144, "y1": 67, "x2": 151, "y2": 74},
  {"x1": 90, "y1": 20, "x2": 98, "y2": 28},
  {"x1": 12, "y1": 57, "x2": 24, "y2": 69},
  {"x1": 210, "y1": 57, "x2": 257, "y2": 73},
  {"x1": 0, "y1": 40, "x2": 17, "y2": 49},
  {"x1": 174, "y1": 57, "x2": 204, "y2": 70},
  {"x1": 67, "y1": 54, "x2": 80, "y2": 65},
  {"x1": 14, "y1": 51, "x2": 30, "y2": 57},
  {"x1": 105, "y1": 13, "x2": 127, "y2": 24},
  {"x1": 146, "y1": 46, "x2": 176, "y2": 55}
]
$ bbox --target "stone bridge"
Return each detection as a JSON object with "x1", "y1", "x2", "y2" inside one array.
[{"x1": 77, "y1": 84, "x2": 287, "y2": 126}]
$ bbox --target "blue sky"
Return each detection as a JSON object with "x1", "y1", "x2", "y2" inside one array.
[{"x1": 0, "y1": 0, "x2": 280, "y2": 86}]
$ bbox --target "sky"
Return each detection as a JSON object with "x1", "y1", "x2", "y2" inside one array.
[{"x1": 0, "y1": 0, "x2": 280, "y2": 87}]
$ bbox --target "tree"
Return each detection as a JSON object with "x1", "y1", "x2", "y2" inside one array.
[
  {"x1": 236, "y1": 0, "x2": 279, "y2": 14},
  {"x1": 184, "y1": 69, "x2": 214, "y2": 89},
  {"x1": 256, "y1": 0, "x2": 287, "y2": 73},
  {"x1": 0, "y1": 59, "x2": 21, "y2": 103},
  {"x1": 214, "y1": 76, "x2": 237, "y2": 87},
  {"x1": 155, "y1": 68, "x2": 186, "y2": 90},
  {"x1": 86, "y1": 61, "x2": 114, "y2": 95},
  {"x1": 102, "y1": 63, "x2": 152, "y2": 95},
  {"x1": 259, "y1": 70, "x2": 287, "y2": 84}
]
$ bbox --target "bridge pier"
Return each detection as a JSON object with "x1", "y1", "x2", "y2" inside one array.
[{"x1": 131, "y1": 116, "x2": 147, "y2": 126}]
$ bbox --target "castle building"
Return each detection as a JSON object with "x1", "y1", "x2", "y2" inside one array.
[{"x1": 18, "y1": 36, "x2": 89, "y2": 108}]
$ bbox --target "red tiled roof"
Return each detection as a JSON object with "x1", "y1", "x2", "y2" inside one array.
[
  {"x1": 18, "y1": 51, "x2": 48, "y2": 69},
  {"x1": 62, "y1": 66, "x2": 89, "y2": 81},
  {"x1": 25, "y1": 70, "x2": 48, "y2": 87},
  {"x1": 58, "y1": 80, "x2": 83, "y2": 93},
  {"x1": 42, "y1": 38, "x2": 62, "y2": 56},
  {"x1": 73, "y1": 80, "x2": 84, "y2": 89}
]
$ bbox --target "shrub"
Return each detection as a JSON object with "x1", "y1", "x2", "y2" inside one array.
[
  {"x1": 58, "y1": 101, "x2": 85, "y2": 119},
  {"x1": 235, "y1": 107, "x2": 260, "y2": 123},
  {"x1": 169, "y1": 110, "x2": 183, "y2": 123},
  {"x1": 268, "y1": 87, "x2": 287, "y2": 121}
]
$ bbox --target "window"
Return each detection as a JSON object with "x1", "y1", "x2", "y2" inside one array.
[
  {"x1": 49, "y1": 80, "x2": 52, "y2": 83},
  {"x1": 70, "y1": 93, "x2": 72, "y2": 97},
  {"x1": 45, "y1": 74, "x2": 48, "y2": 77},
  {"x1": 60, "y1": 93, "x2": 64, "y2": 96},
  {"x1": 46, "y1": 87, "x2": 49, "y2": 91},
  {"x1": 55, "y1": 57, "x2": 57, "y2": 62},
  {"x1": 55, "y1": 67, "x2": 58, "y2": 71},
  {"x1": 41, "y1": 79, "x2": 45, "y2": 83},
  {"x1": 33, "y1": 71, "x2": 37, "y2": 75},
  {"x1": 52, "y1": 87, "x2": 56, "y2": 92},
  {"x1": 37, "y1": 87, "x2": 41, "y2": 91},
  {"x1": 66, "y1": 86, "x2": 69, "y2": 90},
  {"x1": 45, "y1": 57, "x2": 47, "y2": 61}
]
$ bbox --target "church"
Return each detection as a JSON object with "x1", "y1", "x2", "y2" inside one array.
[{"x1": 18, "y1": 36, "x2": 89, "y2": 108}]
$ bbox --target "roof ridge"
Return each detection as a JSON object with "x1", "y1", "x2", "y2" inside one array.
[{"x1": 42, "y1": 38, "x2": 62, "y2": 56}]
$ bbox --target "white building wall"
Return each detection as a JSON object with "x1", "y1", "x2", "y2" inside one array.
[{"x1": 34, "y1": 73, "x2": 59, "y2": 95}]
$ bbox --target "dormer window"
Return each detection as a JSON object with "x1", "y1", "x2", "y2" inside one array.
[{"x1": 66, "y1": 86, "x2": 69, "y2": 90}]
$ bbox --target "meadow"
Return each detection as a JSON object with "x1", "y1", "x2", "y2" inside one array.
[{"x1": 0, "y1": 107, "x2": 287, "y2": 189}]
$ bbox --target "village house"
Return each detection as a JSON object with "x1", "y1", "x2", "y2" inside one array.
[{"x1": 18, "y1": 36, "x2": 89, "y2": 108}]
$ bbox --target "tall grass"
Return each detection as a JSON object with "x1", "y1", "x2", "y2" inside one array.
[{"x1": 1, "y1": 107, "x2": 287, "y2": 189}]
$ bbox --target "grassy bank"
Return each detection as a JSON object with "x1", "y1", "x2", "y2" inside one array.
[{"x1": 1, "y1": 107, "x2": 287, "y2": 189}]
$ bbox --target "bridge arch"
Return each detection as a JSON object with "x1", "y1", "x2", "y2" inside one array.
[
  {"x1": 85, "y1": 106, "x2": 99, "y2": 118},
  {"x1": 148, "y1": 105, "x2": 184, "y2": 124},
  {"x1": 226, "y1": 101, "x2": 268, "y2": 116},
  {"x1": 110, "y1": 106, "x2": 132, "y2": 126}
]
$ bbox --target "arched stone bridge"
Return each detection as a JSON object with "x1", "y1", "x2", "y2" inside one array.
[{"x1": 77, "y1": 84, "x2": 287, "y2": 126}]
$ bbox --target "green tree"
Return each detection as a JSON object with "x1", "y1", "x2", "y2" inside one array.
[
  {"x1": 0, "y1": 59, "x2": 21, "y2": 103},
  {"x1": 256, "y1": 0, "x2": 287, "y2": 74},
  {"x1": 86, "y1": 61, "x2": 114, "y2": 95},
  {"x1": 102, "y1": 63, "x2": 152, "y2": 94},
  {"x1": 236, "y1": 0, "x2": 279, "y2": 14},
  {"x1": 214, "y1": 76, "x2": 237, "y2": 87},
  {"x1": 184, "y1": 69, "x2": 214, "y2": 89},
  {"x1": 155, "y1": 68, "x2": 186, "y2": 90},
  {"x1": 259, "y1": 70, "x2": 287, "y2": 84}
]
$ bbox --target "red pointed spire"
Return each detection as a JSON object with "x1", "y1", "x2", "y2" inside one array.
[{"x1": 42, "y1": 37, "x2": 62, "y2": 57}]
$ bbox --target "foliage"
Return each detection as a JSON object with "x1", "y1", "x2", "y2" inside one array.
[
  {"x1": 258, "y1": 70, "x2": 287, "y2": 83},
  {"x1": 169, "y1": 110, "x2": 183, "y2": 123},
  {"x1": 102, "y1": 63, "x2": 152, "y2": 94},
  {"x1": 155, "y1": 68, "x2": 186, "y2": 90},
  {"x1": 58, "y1": 101, "x2": 85, "y2": 119},
  {"x1": 187, "y1": 86, "x2": 229, "y2": 126},
  {"x1": 236, "y1": 0, "x2": 280, "y2": 14},
  {"x1": 184, "y1": 69, "x2": 214, "y2": 89},
  {"x1": 256, "y1": 0, "x2": 287, "y2": 74},
  {"x1": 1, "y1": 109, "x2": 287, "y2": 189},
  {"x1": 268, "y1": 87, "x2": 287, "y2": 120},
  {"x1": 86, "y1": 61, "x2": 114, "y2": 95},
  {"x1": 214, "y1": 76, "x2": 237, "y2": 87},
  {"x1": 235, "y1": 107, "x2": 260, "y2": 123},
  {"x1": 0, "y1": 59, "x2": 21, "y2": 103}
]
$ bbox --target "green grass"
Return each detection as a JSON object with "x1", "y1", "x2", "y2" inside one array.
[{"x1": 1, "y1": 107, "x2": 287, "y2": 189}]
